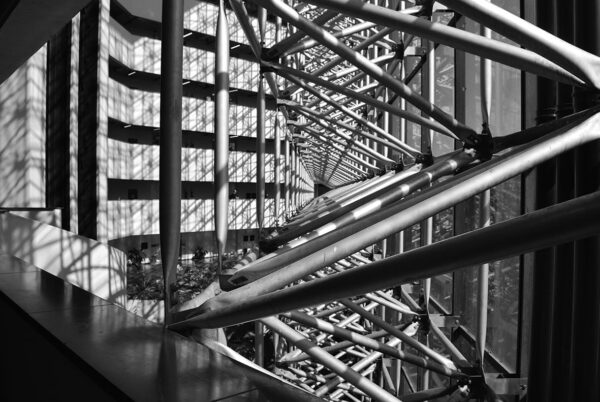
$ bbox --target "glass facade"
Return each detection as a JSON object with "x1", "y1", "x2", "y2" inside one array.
[{"x1": 3, "y1": 0, "x2": 600, "y2": 399}]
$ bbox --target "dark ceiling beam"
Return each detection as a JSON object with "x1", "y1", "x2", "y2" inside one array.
[{"x1": 0, "y1": 0, "x2": 91, "y2": 83}]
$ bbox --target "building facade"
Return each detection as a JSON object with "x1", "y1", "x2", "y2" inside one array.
[{"x1": 0, "y1": 0, "x2": 315, "y2": 258}]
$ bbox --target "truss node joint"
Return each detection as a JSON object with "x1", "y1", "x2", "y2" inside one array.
[{"x1": 415, "y1": 152, "x2": 434, "y2": 167}]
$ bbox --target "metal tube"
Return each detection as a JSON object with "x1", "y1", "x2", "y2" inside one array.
[
  {"x1": 255, "y1": 6, "x2": 267, "y2": 356},
  {"x1": 290, "y1": 144, "x2": 296, "y2": 211},
  {"x1": 283, "y1": 21, "x2": 378, "y2": 57},
  {"x1": 320, "y1": 161, "x2": 365, "y2": 181},
  {"x1": 257, "y1": 4, "x2": 266, "y2": 42},
  {"x1": 274, "y1": 115, "x2": 281, "y2": 225},
  {"x1": 308, "y1": 146, "x2": 376, "y2": 175},
  {"x1": 493, "y1": 106, "x2": 600, "y2": 152},
  {"x1": 429, "y1": 321, "x2": 467, "y2": 363},
  {"x1": 420, "y1": 33, "x2": 436, "y2": 393},
  {"x1": 294, "y1": 150, "x2": 300, "y2": 207},
  {"x1": 284, "y1": 136, "x2": 290, "y2": 216},
  {"x1": 565, "y1": 3, "x2": 600, "y2": 400},
  {"x1": 316, "y1": 336, "x2": 402, "y2": 397},
  {"x1": 285, "y1": 173, "x2": 394, "y2": 224},
  {"x1": 159, "y1": 0, "x2": 184, "y2": 323},
  {"x1": 438, "y1": 0, "x2": 600, "y2": 88},
  {"x1": 330, "y1": 53, "x2": 395, "y2": 80},
  {"x1": 296, "y1": 0, "x2": 584, "y2": 87},
  {"x1": 293, "y1": 119, "x2": 394, "y2": 165},
  {"x1": 340, "y1": 300, "x2": 456, "y2": 370},
  {"x1": 214, "y1": 0, "x2": 230, "y2": 271},
  {"x1": 292, "y1": 106, "x2": 408, "y2": 156},
  {"x1": 254, "y1": 0, "x2": 478, "y2": 144},
  {"x1": 477, "y1": 191, "x2": 491, "y2": 365},
  {"x1": 267, "y1": 10, "x2": 339, "y2": 58},
  {"x1": 363, "y1": 292, "x2": 415, "y2": 316},
  {"x1": 258, "y1": 171, "x2": 419, "y2": 252},
  {"x1": 228, "y1": 0, "x2": 279, "y2": 96},
  {"x1": 301, "y1": 132, "x2": 374, "y2": 166},
  {"x1": 280, "y1": 326, "x2": 394, "y2": 363},
  {"x1": 255, "y1": 321, "x2": 264, "y2": 366},
  {"x1": 477, "y1": 5, "x2": 492, "y2": 365},
  {"x1": 175, "y1": 188, "x2": 600, "y2": 333},
  {"x1": 232, "y1": 153, "x2": 469, "y2": 284},
  {"x1": 285, "y1": 74, "x2": 421, "y2": 157},
  {"x1": 284, "y1": 26, "x2": 397, "y2": 95},
  {"x1": 301, "y1": 129, "x2": 381, "y2": 171},
  {"x1": 259, "y1": 316, "x2": 401, "y2": 402},
  {"x1": 282, "y1": 310, "x2": 459, "y2": 377},
  {"x1": 257, "y1": 75, "x2": 266, "y2": 230},
  {"x1": 169, "y1": 112, "x2": 600, "y2": 327}
]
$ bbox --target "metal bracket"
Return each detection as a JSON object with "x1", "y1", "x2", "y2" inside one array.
[
  {"x1": 392, "y1": 40, "x2": 405, "y2": 59},
  {"x1": 429, "y1": 313, "x2": 461, "y2": 328},
  {"x1": 415, "y1": 152, "x2": 434, "y2": 167},
  {"x1": 404, "y1": 45, "x2": 426, "y2": 57},
  {"x1": 476, "y1": 122, "x2": 494, "y2": 161},
  {"x1": 391, "y1": 159, "x2": 404, "y2": 172},
  {"x1": 485, "y1": 375, "x2": 528, "y2": 397},
  {"x1": 416, "y1": 0, "x2": 434, "y2": 18},
  {"x1": 276, "y1": 98, "x2": 296, "y2": 107},
  {"x1": 259, "y1": 63, "x2": 275, "y2": 74},
  {"x1": 457, "y1": 365, "x2": 487, "y2": 398}
]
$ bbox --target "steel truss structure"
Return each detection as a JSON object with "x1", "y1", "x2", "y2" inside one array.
[{"x1": 157, "y1": 0, "x2": 600, "y2": 400}]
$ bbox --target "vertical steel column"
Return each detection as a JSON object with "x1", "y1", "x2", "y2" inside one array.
[
  {"x1": 274, "y1": 16, "x2": 282, "y2": 226},
  {"x1": 395, "y1": 11, "x2": 407, "y2": 341},
  {"x1": 257, "y1": 76, "x2": 266, "y2": 230},
  {"x1": 568, "y1": 0, "x2": 600, "y2": 400},
  {"x1": 396, "y1": 68, "x2": 405, "y2": 396},
  {"x1": 255, "y1": 318, "x2": 265, "y2": 367},
  {"x1": 274, "y1": 116, "x2": 281, "y2": 225},
  {"x1": 528, "y1": 0, "x2": 558, "y2": 399},
  {"x1": 477, "y1": 1, "x2": 492, "y2": 366},
  {"x1": 419, "y1": 27, "x2": 435, "y2": 393},
  {"x1": 284, "y1": 135, "x2": 290, "y2": 217},
  {"x1": 477, "y1": 191, "x2": 490, "y2": 363},
  {"x1": 255, "y1": 5, "x2": 268, "y2": 367},
  {"x1": 548, "y1": 1, "x2": 574, "y2": 400},
  {"x1": 290, "y1": 144, "x2": 296, "y2": 212},
  {"x1": 159, "y1": 0, "x2": 184, "y2": 323},
  {"x1": 214, "y1": 0, "x2": 230, "y2": 272},
  {"x1": 295, "y1": 148, "x2": 300, "y2": 208}
]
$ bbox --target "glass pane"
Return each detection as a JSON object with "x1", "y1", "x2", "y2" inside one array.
[{"x1": 431, "y1": 208, "x2": 454, "y2": 311}]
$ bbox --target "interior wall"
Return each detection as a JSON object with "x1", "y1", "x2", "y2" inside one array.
[{"x1": 0, "y1": 46, "x2": 47, "y2": 208}]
